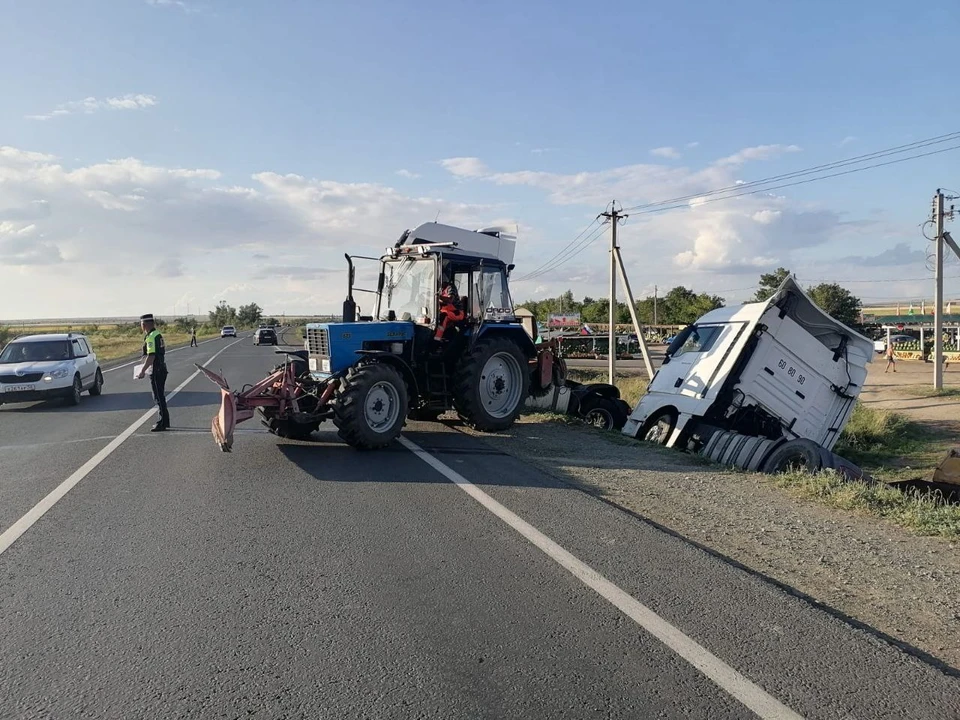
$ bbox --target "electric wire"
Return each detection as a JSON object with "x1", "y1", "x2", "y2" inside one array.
[
  {"x1": 512, "y1": 217, "x2": 600, "y2": 282},
  {"x1": 620, "y1": 131, "x2": 960, "y2": 213},
  {"x1": 515, "y1": 222, "x2": 607, "y2": 282}
]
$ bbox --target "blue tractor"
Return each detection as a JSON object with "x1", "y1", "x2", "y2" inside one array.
[{"x1": 199, "y1": 222, "x2": 561, "y2": 451}]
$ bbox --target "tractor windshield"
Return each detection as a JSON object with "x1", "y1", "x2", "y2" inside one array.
[
  {"x1": 477, "y1": 266, "x2": 515, "y2": 320},
  {"x1": 381, "y1": 257, "x2": 437, "y2": 322}
]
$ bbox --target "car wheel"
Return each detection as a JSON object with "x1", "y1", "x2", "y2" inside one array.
[
  {"x1": 67, "y1": 375, "x2": 82, "y2": 406},
  {"x1": 89, "y1": 368, "x2": 104, "y2": 396}
]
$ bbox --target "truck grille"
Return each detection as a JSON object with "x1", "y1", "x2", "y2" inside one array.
[
  {"x1": 307, "y1": 327, "x2": 330, "y2": 357},
  {"x1": 0, "y1": 373, "x2": 43, "y2": 383}
]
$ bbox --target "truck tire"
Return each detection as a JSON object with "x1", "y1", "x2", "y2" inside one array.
[
  {"x1": 334, "y1": 362, "x2": 408, "y2": 449},
  {"x1": 454, "y1": 336, "x2": 530, "y2": 432},
  {"x1": 760, "y1": 438, "x2": 824, "y2": 474},
  {"x1": 641, "y1": 410, "x2": 676, "y2": 445},
  {"x1": 581, "y1": 398, "x2": 627, "y2": 431}
]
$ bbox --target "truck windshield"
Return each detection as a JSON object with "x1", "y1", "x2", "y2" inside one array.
[
  {"x1": 668, "y1": 325, "x2": 723, "y2": 359},
  {"x1": 383, "y1": 257, "x2": 436, "y2": 321}
]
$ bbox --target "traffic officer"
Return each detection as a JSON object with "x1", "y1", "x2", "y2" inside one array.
[{"x1": 137, "y1": 313, "x2": 170, "y2": 431}]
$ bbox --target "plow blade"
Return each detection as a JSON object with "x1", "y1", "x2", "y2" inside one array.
[{"x1": 212, "y1": 388, "x2": 237, "y2": 452}]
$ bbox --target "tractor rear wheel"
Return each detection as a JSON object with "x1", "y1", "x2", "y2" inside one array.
[
  {"x1": 454, "y1": 336, "x2": 529, "y2": 432},
  {"x1": 334, "y1": 362, "x2": 408, "y2": 449}
]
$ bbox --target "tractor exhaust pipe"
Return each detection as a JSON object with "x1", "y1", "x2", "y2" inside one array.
[{"x1": 343, "y1": 253, "x2": 357, "y2": 323}]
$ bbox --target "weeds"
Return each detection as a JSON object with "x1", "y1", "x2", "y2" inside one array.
[
  {"x1": 564, "y1": 368, "x2": 649, "y2": 407},
  {"x1": 769, "y1": 468, "x2": 960, "y2": 539}
]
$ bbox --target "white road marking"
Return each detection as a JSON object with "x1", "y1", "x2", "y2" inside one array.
[
  {"x1": 103, "y1": 336, "x2": 222, "y2": 373},
  {"x1": 0, "y1": 338, "x2": 245, "y2": 556},
  {"x1": 398, "y1": 435, "x2": 804, "y2": 720}
]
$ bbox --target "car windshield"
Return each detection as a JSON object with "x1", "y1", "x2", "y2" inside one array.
[{"x1": 0, "y1": 340, "x2": 72, "y2": 363}]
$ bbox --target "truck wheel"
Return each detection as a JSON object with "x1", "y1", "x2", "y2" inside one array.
[
  {"x1": 582, "y1": 398, "x2": 621, "y2": 431},
  {"x1": 760, "y1": 438, "x2": 824, "y2": 474},
  {"x1": 334, "y1": 362, "x2": 408, "y2": 449},
  {"x1": 642, "y1": 410, "x2": 675, "y2": 445},
  {"x1": 454, "y1": 336, "x2": 530, "y2": 432}
]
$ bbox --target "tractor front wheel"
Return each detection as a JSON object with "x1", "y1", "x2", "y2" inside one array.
[
  {"x1": 454, "y1": 336, "x2": 530, "y2": 432},
  {"x1": 334, "y1": 362, "x2": 409, "y2": 449}
]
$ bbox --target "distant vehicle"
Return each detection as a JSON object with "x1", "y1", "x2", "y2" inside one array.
[
  {"x1": 0, "y1": 333, "x2": 103, "y2": 406},
  {"x1": 254, "y1": 327, "x2": 277, "y2": 346},
  {"x1": 221, "y1": 326, "x2": 237, "y2": 338}
]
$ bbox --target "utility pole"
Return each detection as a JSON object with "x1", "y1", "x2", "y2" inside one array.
[
  {"x1": 600, "y1": 201, "x2": 627, "y2": 384},
  {"x1": 934, "y1": 190, "x2": 945, "y2": 389},
  {"x1": 653, "y1": 285, "x2": 658, "y2": 326}
]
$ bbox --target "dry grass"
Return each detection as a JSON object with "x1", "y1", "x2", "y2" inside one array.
[
  {"x1": 0, "y1": 324, "x2": 219, "y2": 363},
  {"x1": 564, "y1": 368, "x2": 648, "y2": 407},
  {"x1": 896, "y1": 386, "x2": 960, "y2": 399},
  {"x1": 769, "y1": 469, "x2": 960, "y2": 539}
]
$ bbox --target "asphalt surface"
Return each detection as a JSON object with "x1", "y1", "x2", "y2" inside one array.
[{"x1": 2, "y1": 333, "x2": 959, "y2": 719}]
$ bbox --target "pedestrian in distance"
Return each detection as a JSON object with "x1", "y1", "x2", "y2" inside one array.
[
  {"x1": 190, "y1": 326, "x2": 198, "y2": 347},
  {"x1": 137, "y1": 313, "x2": 170, "y2": 431},
  {"x1": 884, "y1": 343, "x2": 896, "y2": 373}
]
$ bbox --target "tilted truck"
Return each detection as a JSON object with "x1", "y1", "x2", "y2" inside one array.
[{"x1": 621, "y1": 275, "x2": 875, "y2": 475}]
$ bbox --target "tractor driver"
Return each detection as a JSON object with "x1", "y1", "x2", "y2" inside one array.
[{"x1": 434, "y1": 281, "x2": 466, "y2": 341}]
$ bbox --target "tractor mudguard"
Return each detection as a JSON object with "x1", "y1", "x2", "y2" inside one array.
[
  {"x1": 353, "y1": 350, "x2": 420, "y2": 398},
  {"x1": 574, "y1": 383, "x2": 623, "y2": 400}
]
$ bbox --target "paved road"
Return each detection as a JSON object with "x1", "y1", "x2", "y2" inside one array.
[{"x1": 2, "y1": 335, "x2": 959, "y2": 718}]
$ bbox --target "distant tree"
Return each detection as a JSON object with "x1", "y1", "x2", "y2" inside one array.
[
  {"x1": 656, "y1": 286, "x2": 725, "y2": 325},
  {"x1": 208, "y1": 301, "x2": 238, "y2": 327},
  {"x1": 807, "y1": 283, "x2": 862, "y2": 328},
  {"x1": 263, "y1": 317, "x2": 280, "y2": 327},
  {"x1": 237, "y1": 302, "x2": 264, "y2": 328},
  {"x1": 752, "y1": 267, "x2": 792, "y2": 302}
]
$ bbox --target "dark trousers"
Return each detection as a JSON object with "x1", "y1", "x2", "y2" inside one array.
[
  {"x1": 190, "y1": 336, "x2": 197, "y2": 347},
  {"x1": 151, "y1": 367, "x2": 170, "y2": 426}
]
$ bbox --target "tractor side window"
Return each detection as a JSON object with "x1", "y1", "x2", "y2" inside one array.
[
  {"x1": 385, "y1": 258, "x2": 436, "y2": 323},
  {"x1": 453, "y1": 272, "x2": 471, "y2": 314},
  {"x1": 477, "y1": 268, "x2": 513, "y2": 320}
]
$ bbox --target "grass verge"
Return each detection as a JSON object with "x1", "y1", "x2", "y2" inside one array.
[
  {"x1": 832, "y1": 402, "x2": 954, "y2": 481},
  {"x1": 767, "y1": 469, "x2": 960, "y2": 539},
  {"x1": 896, "y1": 386, "x2": 960, "y2": 399},
  {"x1": 564, "y1": 368, "x2": 649, "y2": 408}
]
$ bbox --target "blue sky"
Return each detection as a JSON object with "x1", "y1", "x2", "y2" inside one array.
[{"x1": 1, "y1": 0, "x2": 959, "y2": 319}]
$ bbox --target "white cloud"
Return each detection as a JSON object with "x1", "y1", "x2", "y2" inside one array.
[
  {"x1": 438, "y1": 157, "x2": 489, "y2": 178},
  {"x1": 650, "y1": 146, "x2": 681, "y2": 159},
  {"x1": 26, "y1": 94, "x2": 158, "y2": 121},
  {"x1": 0, "y1": 146, "x2": 509, "y2": 318},
  {"x1": 395, "y1": 169, "x2": 421, "y2": 179},
  {"x1": 531, "y1": 148, "x2": 554, "y2": 155},
  {"x1": 145, "y1": 0, "x2": 198, "y2": 11},
  {"x1": 714, "y1": 144, "x2": 802, "y2": 167},
  {"x1": 840, "y1": 136, "x2": 858, "y2": 147},
  {"x1": 687, "y1": 141, "x2": 700, "y2": 149}
]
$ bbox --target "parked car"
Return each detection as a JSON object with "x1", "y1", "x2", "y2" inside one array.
[
  {"x1": 0, "y1": 333, "x2": 103, "y2": 406},
  {"x1": 254, "y1": 327, "x2": 277, "y2": 346},
  {"x1": 221, "y1": 325, "x2": 237, "y2": 338}
]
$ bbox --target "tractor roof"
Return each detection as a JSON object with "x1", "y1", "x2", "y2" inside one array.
[{"x1": 396, "y1": 222, "x2": 516, "y2": 266}]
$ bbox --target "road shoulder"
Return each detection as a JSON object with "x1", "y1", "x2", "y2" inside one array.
[{"x1": 455, "y1": 415, "x2": 960, "y2": 674}]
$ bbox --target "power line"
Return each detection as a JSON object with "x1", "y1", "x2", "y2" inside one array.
[
  {"x1": 512, "y1": 217, "x2": 600, "y2": 282},
  {"x1": 624, "y1": 144, "x2": 960, "y2": 218},
  {"x1": 514, "y1": 222, "x2": 607, "y2": 282},
  {"x1": 620, "y1": 131, "x2": 960, "y2": 213}
]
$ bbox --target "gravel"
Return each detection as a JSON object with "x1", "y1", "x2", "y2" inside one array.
[{"x1": 457, "y1": 415, "x2": 960, "y2": 673}]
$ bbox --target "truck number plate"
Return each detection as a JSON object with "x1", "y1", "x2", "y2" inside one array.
[
  {"x1": 1, "y1": 384, "x2": 33, "y2": 393},
  {"x1": 777, "y1": 359, "x2": 806, "y2": 385}
]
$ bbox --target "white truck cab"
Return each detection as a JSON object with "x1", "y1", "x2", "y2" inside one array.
[{"x1": 622, "y1": 276, "x2": 874, "y2": 472}]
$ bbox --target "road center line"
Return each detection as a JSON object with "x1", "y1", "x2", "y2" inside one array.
[
  {"x1": 0, "y1": 338, "x2": 245, "y2": 557},
  {"x1": 398, "y1": 435, "x2": 804, "y2": 720}
]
